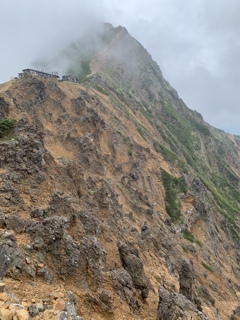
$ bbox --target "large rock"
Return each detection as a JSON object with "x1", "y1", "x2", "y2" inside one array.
[
  {"x1": 118, "y1": 243, "x2": 150, "y2": 299},
  {"x1": 111, "y1": 268, "x2": 140, "y2": 310},
  {"x1": 27, "y1": 216, "x2": 64, "y2": 248},
  {"x1": 157, "y1": 286, "x2": 208, "y2": 320},
  {"x1": 179, "y1": 259, "x2": 194, "y2": 301}
]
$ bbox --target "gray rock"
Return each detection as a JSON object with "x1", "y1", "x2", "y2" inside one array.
[
  {"x1": 37, "y1": 266, "x2": 53, "y2": 281},
  {"x1": 179, "y1": 259, "x2": 194, "y2": 301},
  {"x1": 30, "y1": 207, "x2": 46, "y2": 219},
  {"x1": 79, "y1": 236, "x2": 104, "y2": 288},
  {"x1": 197, "y1": 286, "x2": 215, "y2": 307},
  {"x1": 111, "y1": 268, "x2": 140, "y2": 310},
  {"x1": 99, "y1": 290, "x2": 113, "y2": 311},
  {"x1": 27, "y1": 216, "x2": 64, "y2": 247},
  {"x1": 157, "y1": 286, "x2": 208, "y2": 320},
  {"x1": 118, "y1": 243, "x2": 150, "y2": 299},
  {"x1": 36, "y1": 303, "x2": 45, "y2": 312},
  {"x1": 0, "y1": 215, "x2": 6, "y2": 228},
  {"x1": 77, "y1": 210, "x2": 99, "y2": 235},
  {"x1": 6, "y1": 215, "x2": 25, "y2": 233},
  {"x1": 64, "y1": 301, "x2": 82, "y2": 320},
  {"x1": 28, "y1": 304, "x2": 39, "y2": 317},
  {"x1": 0, "y1": 245, "x2": 11, "y2": 277}
]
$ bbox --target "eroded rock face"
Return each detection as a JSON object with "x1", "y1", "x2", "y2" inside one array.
[
  {"x1": 118, "y1": 243, "x2": 150, "y2": 299},
  {"x1": 157, "y1": 286, "x2": 208, "y2": 320}
]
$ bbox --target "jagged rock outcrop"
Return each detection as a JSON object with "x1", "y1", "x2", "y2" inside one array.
[
  {"x1": 179, "y1": 259, "x2": 194, "y2": 301},
  {"x1": 157, "y1": 286, "x2": 207, "y2": 320},
  {"x1": 118, "y1": 243, "x2": 150, "y2": 299}
]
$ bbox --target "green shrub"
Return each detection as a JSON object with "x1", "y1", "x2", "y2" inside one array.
[
  {"x1": 195, "y1": 239, "x2": 203, "y2": 247},
  {"x1": 66, "y1": 249, "x2": 72, "y2": 256},
  {"x1": 0, "y1": 119, "x2": 16, "y2": 138},
  {"x1": 161, "y1": 168, "x2": 185, "y2": 221},
  {"x1": 183, "y1": 229, "x2": 195, "y2": 242},
  {"x1": 95, "y1": 86, "x2": 109, "y2": 96}
]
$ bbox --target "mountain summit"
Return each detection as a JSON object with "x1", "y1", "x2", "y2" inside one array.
[{"x1": 0, "y1": 23, "x2": 240, "y2": 319}]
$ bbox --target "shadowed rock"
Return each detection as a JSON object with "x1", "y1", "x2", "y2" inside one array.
[
  {"x1": 118, "y1": 243, "x2": 150, "y2": 299},
  {"x1": 179, "y1": 259, "x2": 194, "y2": 301}
]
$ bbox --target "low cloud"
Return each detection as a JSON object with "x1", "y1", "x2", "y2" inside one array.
[{"x1": 1, "y1": 0, "x2": 240, "y2": 134}]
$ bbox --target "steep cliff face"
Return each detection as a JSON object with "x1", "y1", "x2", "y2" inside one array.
[{"x1": 0, "y1": 24, "x2": 240, "y2": 320}]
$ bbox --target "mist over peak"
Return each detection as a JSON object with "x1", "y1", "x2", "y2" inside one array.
[{"x1": 1, "y1": 0, "x2": 240, "y2": 134}]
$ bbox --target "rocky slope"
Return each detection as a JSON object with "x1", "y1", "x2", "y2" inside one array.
[{"x1": 0, "y1": 24, "x2": 240, "y2": 319}]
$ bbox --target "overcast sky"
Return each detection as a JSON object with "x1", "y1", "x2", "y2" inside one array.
[{"x1": 1, "y1": 0, "x2": 240, "y2": 134}]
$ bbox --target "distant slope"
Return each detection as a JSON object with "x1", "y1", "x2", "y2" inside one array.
[{"x1": 53, "y1": 22, "x2": 240, "y2": 234}]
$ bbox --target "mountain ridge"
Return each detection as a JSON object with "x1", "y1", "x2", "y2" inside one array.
[{"x1": 0, "y1": 23, "x2": 240, "y2": 319}]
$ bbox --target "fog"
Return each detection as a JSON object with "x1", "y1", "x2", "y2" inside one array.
[{"x1": 1, "y1": 0, "x2": 240, "y2": 134}]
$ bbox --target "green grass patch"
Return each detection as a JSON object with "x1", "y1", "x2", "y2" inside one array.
[
  {"x1": 95, "y1": 86, "x2": 109, "y2": 96},
  {"x1": 161, "y1": 168, "x2": 187, "y2": 222},
  {"x1": 162, "y1": 102, "x2": 193, "y2": 151},
  {"x1": 195, "y1": 239, "x2": 203, "y2": 247},
  {"x1": 153, "y1": 141, "x2": 177, "y2": 162},
  {"x1": 182, "y1": 228, "x2": 203, "y2": 247},
  {"x1": 140, "y1": 108, "x2": 153, "y2": 123},
  {"x1": 202, "y1": 261, "x2": 214, "y2": 272},
  {"x1": 190, "y1": 118, "x2": 210, "y2": 136},
  {"x1": 181, "y1": 245, "x2": 189, "y2": 253},
  {"x1": 200, "y1": 176, "x2": 238, "y2": 218},
  {"x1": 136, "y1": 124, "x2": 148, "y2": 141}
]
